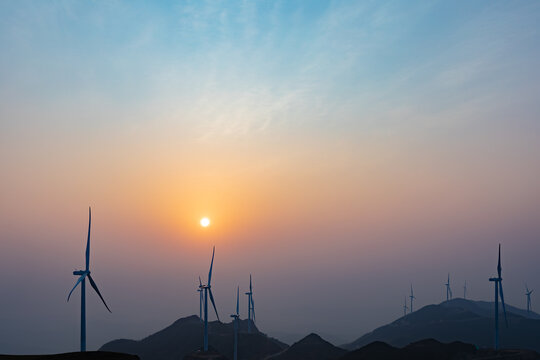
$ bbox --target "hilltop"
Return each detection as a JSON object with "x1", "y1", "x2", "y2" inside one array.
[
  {"x1": 343, "y1": 298, "x2": 540, "y2": 352},
  {"x1": 267, "y1": 333, "x2": 347, "y2": 360},
  {"x1": 99, "y1": 315, "x2": 287, "y2": 360}
]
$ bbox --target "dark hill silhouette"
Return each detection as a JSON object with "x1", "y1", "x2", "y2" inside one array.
[
  {"x1": 343, "y1": 299, "x2": 540, "y2": 352},
  {"x1": 339, "y1": 339, "x2": 475, "y2": 360},
  {"x1": 99, "y1": 315, "x2": 286, "y2": 360},
  {"x1": 266, "y1": 333, "x2": 347, "y2": 360},
  {"x1": 339, "y1": 338, "x2": 540, "y2": 360},
  {"x1": 0, "y1": 352, "x2": 139, "y2": 360}
]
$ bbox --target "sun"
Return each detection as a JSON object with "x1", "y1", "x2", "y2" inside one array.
[{"x1": 200, "y1": 217, "x2": 210, "y2": 228}]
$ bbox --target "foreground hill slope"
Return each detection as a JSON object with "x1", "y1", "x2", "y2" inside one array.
[
  {"x1": 100, "y1": 315, "x2": 286, "y2": 360},
  {"x1": 343, "y1": 299, "x2": 540, "y2": 352},
  {"x1": 267, "y1": 333, "x2": 347, "y2": 360},
  {"x1": 0, "y1": 352, "x2": 139, "y2": 360},
  {"x1": 340, "y1": 339, "x2": 540, "y2": 360}
]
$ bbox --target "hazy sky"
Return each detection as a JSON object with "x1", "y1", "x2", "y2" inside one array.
[{"x1": 1, "y1": 0, "x2": 540, "y2": 354}]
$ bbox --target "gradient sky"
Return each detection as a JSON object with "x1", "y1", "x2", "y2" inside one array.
[{"x1": 1, "y1": 0, "x2": 540, "y2": 354}]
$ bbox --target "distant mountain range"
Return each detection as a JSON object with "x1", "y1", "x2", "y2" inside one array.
[
  {"x1": 98, "y1": 298, "x2": 540, "y2": 360},
  {"x1": 99, "y1": 315, "x2": 286, "y2": 360},
  {"x1": 343, "y1": 298, "x2": 540, "y2": 352}
]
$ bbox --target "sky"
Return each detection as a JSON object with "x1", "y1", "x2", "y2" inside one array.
[{"x1": 1, "y1": 0, "x2": 540, "y2": 354}]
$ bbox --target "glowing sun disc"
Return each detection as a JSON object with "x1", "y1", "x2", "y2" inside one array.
[{"x1": 200, "y1": 217, "x2": 210, "y2": 227}]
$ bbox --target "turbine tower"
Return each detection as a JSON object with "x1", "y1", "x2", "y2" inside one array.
[
  {"x1": 200, "y1": 246, "x2": 220, "y2": 351},
  {"x1": 445, "y1": 273, "x2": 453, "y2": 301},
  {"x1": 67, "y1": 207, "x2": 111, "y2": 352},
  {"x1": 230, "y1": 287, "x2": 240, "y2": 360},
  {"x1": 488, "y1": 244, "x2": 508, "y2": 350},
  {"x1": 525, "y1": 284, "x2": 533, "y2": 314},
  {"x1": 464, "y1": 281, "x2": 467, "y2": 300},
  {"x1": 245, "y1": 274, "x2": 255, "y2": 333},
  {"x1": 403, "y1": 296, "x2": 408, "y2": 316},
  {"x1": 409, "y1": 284, "x2": 416, "y2": 314},
  {"x1": 197, "y1": 277, "x2": 203, "y2": 321}
]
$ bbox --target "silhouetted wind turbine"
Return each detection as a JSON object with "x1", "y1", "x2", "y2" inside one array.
[
  {"x1": 67, "y1": 207, "x2": 111, "y2": 352},
  {"x1": 200, "y1": 246, "x2": 219, "y2": 351},
  {"x1": 464, "y1": 281, "x2": 467, "y2": 300},
  {"x1": 197, "y1": 277, "x2": 203, "y2": 321},
  {"x1": 525, "y1": 284, "x2": 533, "y2": 314},
  {"x1": 245, "y1": 274, "x2": 255, "y2": 333},
  {"x1": 489, "y1": 244, "x2": 508, "y2": 350},
  {"x1": 403, "y1": 296, "x2": 408, "y2": 316},
  {"x1": 230, "y1": 287, "x2": 240, "y2": 360},
  {"x1": 409, "y1": 284, "x2": 415, "y2": 313},
  {"x1": 445, "y1": 273, "x2": 453, "y2": 301}
]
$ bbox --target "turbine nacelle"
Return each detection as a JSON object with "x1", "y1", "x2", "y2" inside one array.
[{"x1": 73, "y1": 270, "x2": 88, "y2": 276}]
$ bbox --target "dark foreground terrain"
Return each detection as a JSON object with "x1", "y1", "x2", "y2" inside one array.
[
  {"x1": 3, "y1": 338, "x2": 539, "y2": 360},
  {"x1": 0, "y1": 352, "x2": 139, "y2": 360},
  {"x1": 341, "y1": 339, "x2": 540, "y2": 360}
]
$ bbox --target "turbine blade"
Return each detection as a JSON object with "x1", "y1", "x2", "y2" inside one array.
[
  {"x1": 67, "y1": 273, "x2": 87, "y2": 302},
  {"x1": 86, "y1": 207, "x2": 91, "y2": 271},
  {"x1": 88, "y1": 274, "x2": 111, "y2": 312},
  {"x1": 236, "y1": 286, "x2": 239, "y2": 315},
  {"x1": 499, "y1": 282, "x2": 508, "y2": 328},
  {"x1": 208, "y1": 288, "x2": 220, "y2": 321},
  {"x1": 251, "y1": 297, "x2": 255, "y2": 322},
  {"x1": 250, "y1": 274, "x2": 252, "y2": 292},
  {"x1": 497, "y1": 244, "x2": 502, "y2": 277},
  {"x1": 208, "y1": 246, "x2": 215, "y2": 285},
  {"x1": 199, "y1": 276, "x2": 203, "y2": 287}
]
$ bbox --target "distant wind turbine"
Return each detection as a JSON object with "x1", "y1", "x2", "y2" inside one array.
[
  {"x1": 489, "y1": 244, "x2": 508, "y2": 350},
  {"x1": 525, "y1": 284, "x2": 533, "y2": 314},
  {"x1": 230, "y1": 287, "x2": 240, "y2": 360},
  {"x1": 464, "y1": 281, "x2": 467, "y2": 300},
  {"x1": 245, "y1": 274, "x2": 255, "y2": 333},
  {"x1": 67, "y1": 207, "x2": 111, "y2": 352},
  {"x1": 197, "y1": 277, "x2": 203, "y2": 321},
  {"x1": 200, "y1": 246, "x2": 220, "y2": 351},
  {"x1": 445, "y1": 273, "x2": 453, "y2": 301},
  {"x1": 403, "y1": 296, "x2": 408, "y2": 316},
  {"x1": 409, "y1": 284, "x2": 416, "y2": 314}
]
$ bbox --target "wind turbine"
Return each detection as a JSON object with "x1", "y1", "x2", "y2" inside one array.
[
  {"x1": 409, "y1": 284, "x2": 416, "y2": 314},
  {"x1": 445, "y1": 273, "x2": 453, "y2": 301},
  {"x1": 464, "y1": 281, "x2": 467, "y2": 300},
  {"x1": 245, "y1": 274, "x2": 255, "y2": 333},
  {"x1": 489, "y1": 244, "x2": 508, "y2": 350},
  {"x1": 197, "y1": 277, "x2": 203, "y2": 321},
  {"x1": 67, "y1": 207, "x2": 111, "y2": 352},
  {"x1": 525, "y1": 284, "x2": 533, "y2": 314},
  {"x1": 230, "y1": 287, "x2": 240, "y2": 360},
  {"x1": 200, "y1": 246, "x2": 220, "y2": 351},
  {"x1": 403, "y1": 296, "x2": 408, "y2": 316}
]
